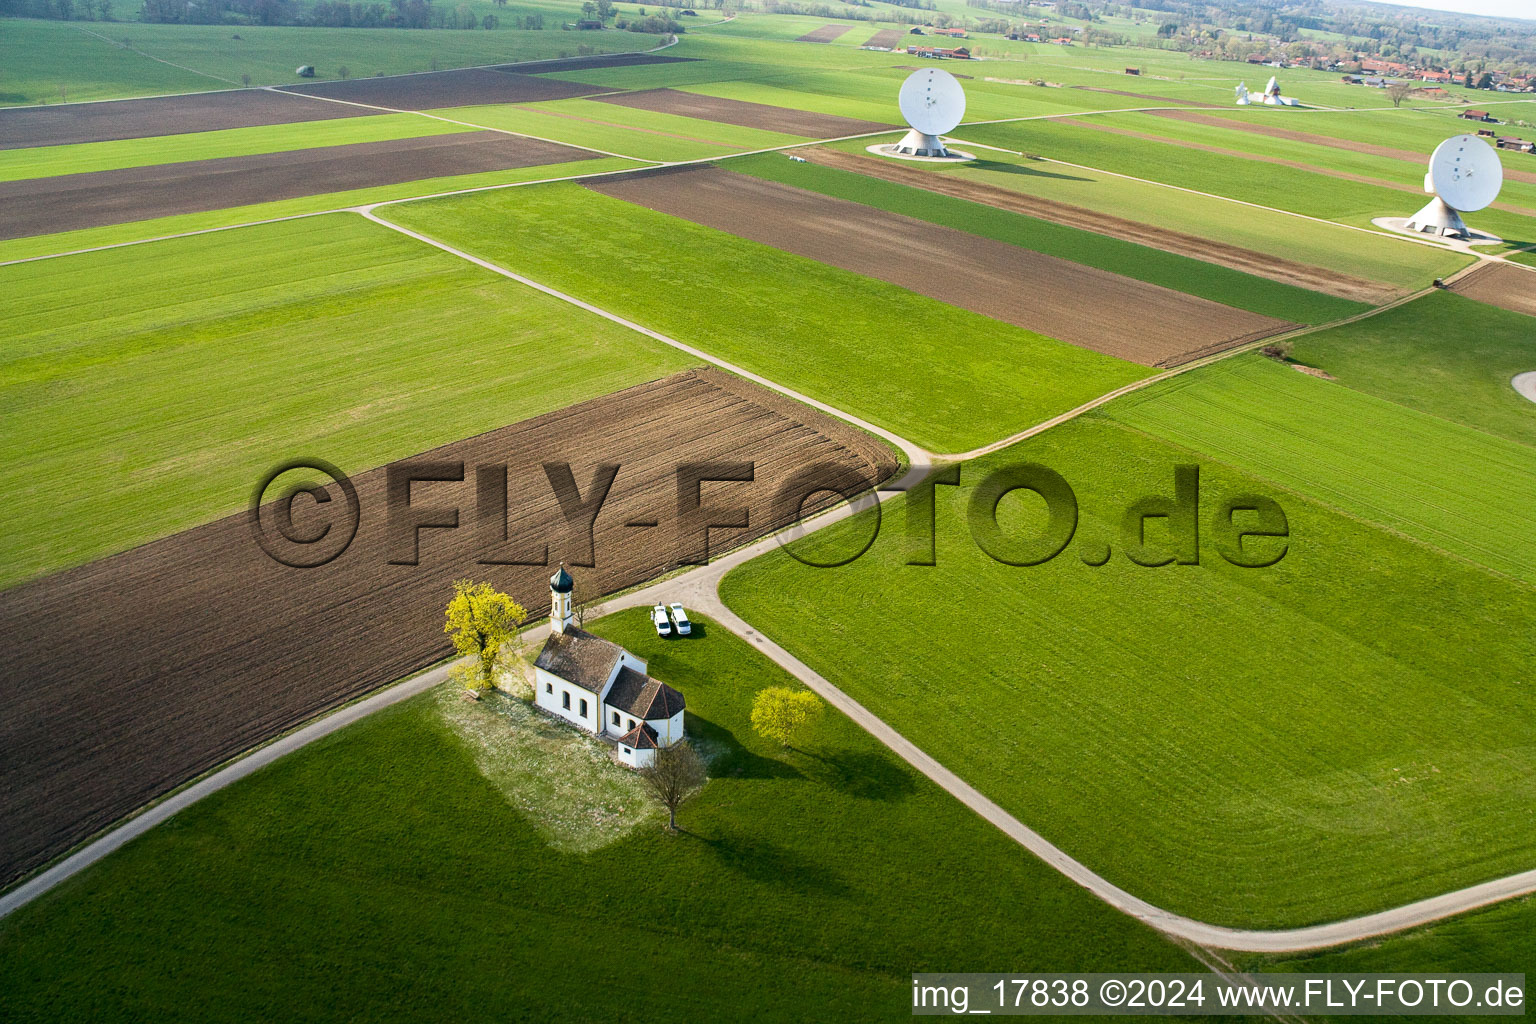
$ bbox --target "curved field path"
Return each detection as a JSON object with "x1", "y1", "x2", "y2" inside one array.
[{"x1": 6, "y1": 226, "x2": 1532, "y2": 956}]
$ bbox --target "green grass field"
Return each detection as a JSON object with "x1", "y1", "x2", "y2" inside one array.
[
  {"x1": 0, "y1": 19, "x2": 217, "y2": 104},
  {"x1": 819, "y1": 139, "x2": 1468, "y2": 291},
  {"x1": 720, "y1": 415, "x2": 1536, "y2": 928},
  {"x1": 1108, "y1": 353, "x2": 1536, "y2": 582},
  {"x1": 0, "y1": 113, "x2": 467, "y2": 182},
  {"x1": 1082, "y1": 110, "x2": 1536, "y2": 226},
  {"x1": 428, "y1": 97, "x2": 808, "y2": 162},
  {"x1": 0, "y1": 610, "x2": 1199, "y2": 1022},
  {"x1": 1285, "y1": 291, "x2": 1536, "y2": 449},
  {"x1": 0, "y1": 212, "x2": 691, "y2": 588},
  {"x1": 381, "y1": 181, "x2": 1152, "y2": 453},
  {"x1": 729, "y1": 153, "x2": 1370, "y2": 324},
  {"x1": 0, "y1": 17, "x2": 655, "y2": 104},
  {"x1": 962, "y1": 117, "x2": 1536, "y2": 245},
  {"x1": 1209, "y1": 104, "x2": 1536, "y2": 158}
]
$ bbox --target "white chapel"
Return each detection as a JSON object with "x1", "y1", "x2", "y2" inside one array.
[{"x1": 531, "y1": 567, "x2": 687, "y2": 769}]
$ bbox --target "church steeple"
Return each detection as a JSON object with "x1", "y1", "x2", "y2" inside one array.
[{"x1": 549, "y1": 564, "x2": 574, "y2": 634}]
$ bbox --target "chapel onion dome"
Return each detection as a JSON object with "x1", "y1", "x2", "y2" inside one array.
[{"x1": 550, "y1": 565, "x2": 574, "y2": 594}]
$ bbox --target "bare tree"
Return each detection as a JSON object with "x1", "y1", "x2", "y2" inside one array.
[
  {"x1": 571, "y1": 569, "x2": 594, "y2": 629},
  {"x1": 639, "y1": 741, "x2": 706, "y2": 831},
  {"x1": 1387, "y1": 81, "x2": 1412, "y2": 107}
]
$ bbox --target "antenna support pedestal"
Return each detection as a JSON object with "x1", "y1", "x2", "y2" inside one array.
[
  {"x1": 1405, "y1": 196, "x2": 1470, "y2": 239},
  {"x1": 893, "y1": 129, "x2": 951, "y2": 158}
]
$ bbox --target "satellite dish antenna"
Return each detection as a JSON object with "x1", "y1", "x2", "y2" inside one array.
[
  {"x1": 1406, "y1": 134, "x2": 1504, "y2": 238},
  {"x1": 893, "y1": 68, "x2": 966, "y2": 158}
]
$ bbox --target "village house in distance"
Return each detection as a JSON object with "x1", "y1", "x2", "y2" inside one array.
[{"x1": 531, "y1": 567, "x2": 686, "y2": 768}]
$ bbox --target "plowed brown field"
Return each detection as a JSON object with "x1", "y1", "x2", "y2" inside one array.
[
  {"x1": 590, "y1": 166, "x2": 1295, "y2": 366},
  {"x1": 592, "y1": 88, "x2": 892, "y2": 137},
  {"x1": 797, "y1": 24, "x2": 852, "y2": 43},
  {"x1": 0, "y1": 90, "x2": 370, "y2": 150},
  {"x1": 0, "y1": 133, "x2": 592, "y2": 239},
  {"x1": 799, "y1": 146, "x2": 1398, "y2": 302},
  {"x1": 0, "y1": 369, "x2": 894, "y2": 887},
  {"x1": 1447, "y1": 261, "x2": 1536, "y2": 317}
]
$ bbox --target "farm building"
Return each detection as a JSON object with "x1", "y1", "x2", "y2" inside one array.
[
  {"x1": 932, "y1": 27, "x2": 967, "y2": 37},
  {"x1": 531, "y1": 567, "x2": 687, "y2": 769},
  {"x1": 906, "y1": 44, "x2": 972, "y2": 59},
  {"x1": 1459, "y1": 109, "x2": 1498, "y2": 122},
  {"x1": 1497, "y1": 137, "x2": 1535, "y2": 153}
]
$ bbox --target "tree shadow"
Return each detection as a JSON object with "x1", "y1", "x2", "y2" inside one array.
[
  {"x1": 796, "y1": 748, "x2": 919, "y2": 802},
  {"x1": 968, "y1": 158, "x2": 1092, "y2": 182},
  {"x1": 681, "y1": 827, "x2": 852, "y2": 897},
  {"x1": 687, "y1": 713, "x2": 802, "y2": 782}
]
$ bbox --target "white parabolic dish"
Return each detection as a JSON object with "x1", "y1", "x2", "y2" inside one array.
[
  {"x1": 898, "y1": 68, "x2": 966, "y2": 136},
  {"x1": 1426, "y1": 134, "x2": 1503, "y2": 213}
]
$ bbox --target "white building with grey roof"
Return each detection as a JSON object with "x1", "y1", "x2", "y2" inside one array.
[{"x1": 531, "y1": 566, "x2": 686, "y2": 769}]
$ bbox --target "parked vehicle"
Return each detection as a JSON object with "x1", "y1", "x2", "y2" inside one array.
[
  {"x1": 668, "y1": 603, "x2": 691, "y2": 636},
  {"x1": 651, "y1": 603, "x2": 672, "y2": 637}
]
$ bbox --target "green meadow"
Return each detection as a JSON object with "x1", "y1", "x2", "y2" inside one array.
[
  {"x1": 382, "y1": 181, "x2": 1152, "y2": 453},
  {"x1": 721, "y1": 414, "x2": 1536, "y2": 928},
  {"x1": 730, "y1": 152, "x2": 1369, "y2": 324},
  {"x1": 964, "y1": 117, "x2": 1536, "y2": 244},
  {"x1": 1108, "y1": 353, "x2": 1536, "y2": 583},
  {"x1": 0, "y1": 17, "x2": 653, "y2": 104},
  {"x1": 821, "y1": 139, "x2": 1468, "y2": 290},
  {"x1": 1213, "y1": 104, "x2": 1536, "y2": 156},
  {"x1": 1285, "y1": 291, "x2": 1536, "y2": 448},
  {"x1": 0, "y1": 114, "x2": 465, "y2": 182},
  {"x1": 1084, "y1": 110, "x2": 1536, "y2": 222},
  {"x1": 0, "y1": 213, "x2": 690, "y2": 588},
  {"x1": 0, "y1": 611, "x2": 1198, "y2": 1022},
  {"x1": 0, "y1": 18, "x2": 218, "y2": 104}
]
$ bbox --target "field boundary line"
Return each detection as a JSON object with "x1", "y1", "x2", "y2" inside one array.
[
  {"x1": 0, "y1": 37, "x2": 676, "y2": 110},
  {"x1": 69, "y1": 24, "x2": 240, "y2": 87},
  {"x1": 357, "y1": 207, "x2": 931, "y2": 465},
  {"x1": 259, "y1": 85, "x2": 662, "y2": 164},
  {"x1": 694, "y1": 583, "x2": 1536, "y2": 954},
  {"x1": 937, "y1": 282, "x2": 1441, "y2": 461},
  {"x1": 943, "y1": 135, "x2": 1498, "y2": 263},
  {"x1": 0, "y1": 659, "x2": 457, "y2": 921},
  {"x1": 5, "y1": 229, "x2": 1533, "y2": 954}
]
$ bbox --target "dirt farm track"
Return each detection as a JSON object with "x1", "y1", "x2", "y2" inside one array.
[
  {"x1": 592, "y1": 166, "x2": 1296, "y2": 366},
  {"x1": 0, "y1": 369, "x2": 895, "y2": 888}
]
